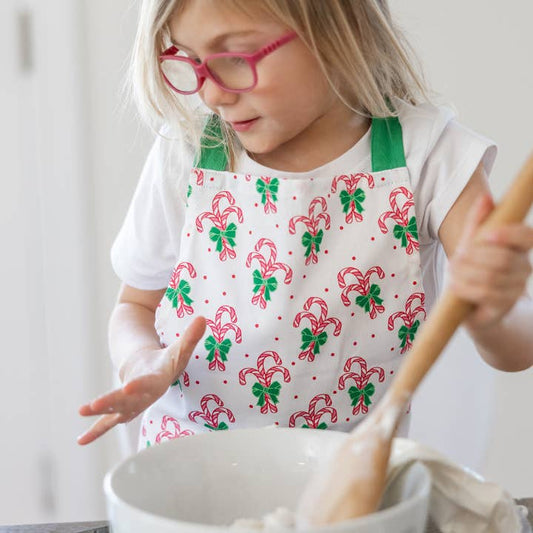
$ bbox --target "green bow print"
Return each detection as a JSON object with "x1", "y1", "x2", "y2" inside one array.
[
  {"x1": 252, "y1": 269, "x2": 278, "y2": 301},
  {"x1": 348, "y1": 382, "x2": 376, "y2": 407},
  {"x1": 204, "y1": 422, "x2": 229, "y2": 431},
  {"x1": 355, "y1": 284, "x2": 384, "y2": 313},
  {"x1": 252, "y1": 381, "x2": 281, "y2": 407},
  {"x1": 204, "y1": 336, "x2": 232, "y2": 362},
  {"x1": 165, "y1": 280, "x2": 193, "y2": 308},
  {"x1": 339, "y1": 188, "x2": 365, "y2": 214},
  {"x1": 300, "y1": 328, "x2": 328, "y2": 354},
  {"x1": 256, "y1": 178, "x2": 279, "y2": 204},
  {"x1": 302, "y1": 422, "x2": 328, "y2": 430},
  {"x1": 301, "y1": 229, "x2": 324, "y2": 257},
  {"x1": 398, "y1": 320, "x2": 420, "y2": 349},
  {"x1": 393, "y1": 216, "x2": 419, "y2": 247},
  {"x1": 209, "y1": 222, "x2": 237, "y2": 252}
]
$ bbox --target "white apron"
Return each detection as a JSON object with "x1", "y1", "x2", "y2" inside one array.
[{"x1": 140, "y1": 116, "x2": 427, "y2": 448}]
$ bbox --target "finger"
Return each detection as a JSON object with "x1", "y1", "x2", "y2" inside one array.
[
  {"x1": 77, "y1": 413, "x2": 123, "y2": 445},
  {"x1": 82, "y1": 388, "x2": 132, "y2": 416},
  {"x1": 457, "y1": 194, "x2": 495, "y2": 249},
  {"x1": 481, "y1": 224, "x2": 533, "y2": 253},
  {"x1": 168, "y1": 316, "x2": 207, "y2": 376},
  {"x1": 450, "y1": 248, "x2": 531, "y2": 284}
]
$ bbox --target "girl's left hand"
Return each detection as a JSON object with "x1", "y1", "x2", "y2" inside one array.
[{"x1": 447, "y1": 193, "x2": 533, "y2": 330}]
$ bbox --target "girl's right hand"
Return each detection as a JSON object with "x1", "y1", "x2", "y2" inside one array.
[{"x1": 77, "y1": 316, "x2": 206, "y2": 445}]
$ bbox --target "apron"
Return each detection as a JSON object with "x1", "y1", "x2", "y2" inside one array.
[{"x1": 140, "y1": 116, "x2": 427, "y2": 448}]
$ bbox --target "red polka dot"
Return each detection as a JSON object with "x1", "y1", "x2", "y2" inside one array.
[
  {"x1": 353, "y1": 341, "x2": 358, "y2": 346},
  {"x1": 276, "y1": 224, "x2": 279, "y2": 228},
  {"x1": 210, "y1": 177, "x2": 214, "y2": 181},
  {"x1": 394, "y1": 295, "x2": 398, "y2": 299},
  {"x1": 294, "y1": 395, "x2": 298, "y2": 399},
  {"x1": 289, "y1": 251, "x2": 293, "y2": 255},
  {"x1": 249, "y1": 230, "x2": 252, "y2": 235},
  {"x1": 205, "y1": 299, "x2": 209, "y2": 304},
  {"x1": 351, "y1": 312, "x2": 355, "y2": 317},
  {"x1": 324, "y1": 250, "x2": 329, "y2": 254},
  {"x1": 249, "y1": 405, "x2": 254, "y2": 409},
  {"x1": 275, "y1": 421, "x2": 279, "y2": 425},
  {"x1": 195, "y1": 355, "x2": 199, "y2": 359},
  {"x1": 176, "y1": 333, "x2": 180, "y2": 337},
  {"x1": 245, "y1": 353, "x2": 250, "y2": 358},
  {"x1": 371, "y1": 237, "x2": 375, "y2": 241},
  {"x1": 346, "y1": 418, "x2": 350, "y2": 422},
  {"x1": 312, "y1": 376, "x2": 317, "y2": 380},
  {"x1": 195, "y1": 380, "x2": 200, "y2": 385},
  {"x1": 390, "y1": 370, "x2": 394, "y2": 375},
  {"x1": 381, "y1": 177, "x2": 386, "y2": 181},
  {"x1": 232, "y1": 274, "x2": 236, "y2": 279},
  {"x1": 303, "y1": 274, "x2": 307, "y2": 279},
  {"x1": 413, "y1": 281, "x2": 418, "y2": 285},
  {"x1": 371, "y1": 334, "x2": 375, "y2": 338},
  {"x1": 324, "y1": 288, "x2": 329, "y2": 292},
  {"x1": 203, "y1": 275, "x2": 207, "y2": 280},
  {"x1": 333, "y1": 390, "x2": 337, "y2": 395},
  {"x1": 186, "y1": 232, "x2": 190, "y2": 237},
  {"x1": 290, "y1": 295, "x2": 294, "y2": 299},
  {"x1": 277, "y1": 316, "x2": 282, "y2": 320},
  {"x1": 223, "y1": 380, "x2": 228, "y2": 384},
  {"x1": 291, "y1": 361, "x2": 296, "y2": 366},
  {"x1": 340, "y1": 226, "x2": 344, "y2": 230},
  {"x1": 330, "y1": 352, "x2": 335, "y2": 357},
  {"x1": 393, "y1": 245, "x2": 397, "y2": 250},
  {"x1": 292, "y1": 196, "x2": 296, "y2": 200},
  {"x1": 391, "y1": 347, "x2": 395, "y2": 351},
  {"x1": 233, "y1": 175, "x2": 237, "y2": 179},
  {"x1": 149, "y1": 420, "x2": 153, "y2": 424},
  {"x1": 254, "y1": 203, "x2": 258, "y2": 207},
  {"x1": 275, "y1": 337, "x2": 279, "y2": 341},
  {"x1": 208, "y1": 248, "x2": 211, "y2": 252},
  {"x1": 222, "y1": 291, "x2": 227, "y2": 296},
  {"x1": 391, "y1": 273, "x2": 396, "y2": 277},
  {"x1": 255, "y1": 324, "x2": 259, "y2": 328}
]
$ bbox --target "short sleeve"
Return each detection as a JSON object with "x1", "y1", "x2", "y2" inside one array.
[
  {"x1": 110, "y1": 128, "x2": 194, "y2": 290},
  {"x1": 398, "y1": 100, "x2": 497, "y2": 244},
  {"x1": 417, "y1": 121, "x2": 497, "y2": 242}
]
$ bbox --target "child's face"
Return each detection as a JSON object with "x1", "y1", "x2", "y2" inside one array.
[{"x1": 168, "y1": 0, "x2": 352, "y2": 164}]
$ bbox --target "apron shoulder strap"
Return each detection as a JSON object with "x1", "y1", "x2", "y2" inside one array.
[
  {"x1": 370, "y1": 116, "x2": 407, "y2": 172},
  {"x1": 195, "y1": 114, "x2": 229, "y2": 171}
]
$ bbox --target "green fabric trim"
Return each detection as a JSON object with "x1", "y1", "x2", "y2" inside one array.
[
  {"x1": 195, "y1": 114, "x2": 228, "y2": 171},
  {"x1": 371, "y1": 116, "x2": 407, "y2": 172}
]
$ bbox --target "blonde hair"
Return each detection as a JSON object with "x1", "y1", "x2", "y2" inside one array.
[{"x1": 130, "y1": 0, "x2": 433, "y2": 167}]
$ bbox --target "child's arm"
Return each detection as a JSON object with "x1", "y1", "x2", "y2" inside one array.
[
  {"x1": 77, "y1": 284, "x2": 206, "y2": 444},
  {"x1": 439, "y1": 163, "x2": 533, "y2": 371}
]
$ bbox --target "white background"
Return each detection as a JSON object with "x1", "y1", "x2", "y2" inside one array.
[{"x1": 0, "y1": 0, "x2": 531, "y2": 525}]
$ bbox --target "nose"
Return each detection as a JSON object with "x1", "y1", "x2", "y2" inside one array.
[{"x1": 199, "y1": 78, "x2": 239, "y2": 109}]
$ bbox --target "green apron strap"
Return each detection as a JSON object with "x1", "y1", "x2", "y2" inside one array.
[
  {"x1": 195, "y1": 114, "x2": 228, "y2": 171},
  {"x1": 371, "y1": 116, "x2": 407, "y2": 172}
]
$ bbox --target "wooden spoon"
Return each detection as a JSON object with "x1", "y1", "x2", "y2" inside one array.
[{"x1": 296, "y1": 152, "x2": 533, "y2": 527}]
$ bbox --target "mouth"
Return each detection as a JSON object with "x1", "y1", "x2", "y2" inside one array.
[{"x1": 227, "y1": 117, "x2": 259, "y2": 132}]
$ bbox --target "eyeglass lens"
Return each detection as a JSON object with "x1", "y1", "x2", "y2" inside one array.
[{"x1": 161, "y1": 56, "x2": 255, "y2": 93}]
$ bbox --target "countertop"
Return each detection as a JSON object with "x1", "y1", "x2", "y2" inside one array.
[{"x1": 1, "y1": 499, "x2": 532, "y2": 532}]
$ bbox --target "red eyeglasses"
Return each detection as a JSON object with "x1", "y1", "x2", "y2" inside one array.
[{"x1": 159, "y1": 32, "x2": 297, "y2": 95}]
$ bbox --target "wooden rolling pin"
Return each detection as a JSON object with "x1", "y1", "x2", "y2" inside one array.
[{"x1": 296, "y1": 151, "x2": 533, "y2": 527}]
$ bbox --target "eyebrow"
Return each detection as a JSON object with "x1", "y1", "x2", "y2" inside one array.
[{"x1": 172, "y1": 30, "x2": 260, "y2": 51}]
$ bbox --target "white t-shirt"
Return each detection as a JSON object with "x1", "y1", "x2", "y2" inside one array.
[{"x1": 111, "y1": 100, "x2": 496, "y2": 310}]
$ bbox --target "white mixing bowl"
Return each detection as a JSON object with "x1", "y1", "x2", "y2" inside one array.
[{"x1": 104, "y1": 428, "x2": 430, "y2": 532}]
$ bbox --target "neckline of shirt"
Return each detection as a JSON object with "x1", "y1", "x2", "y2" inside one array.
[{"x1": 235, "y1": 126, "x2": 372, "y2": 179}]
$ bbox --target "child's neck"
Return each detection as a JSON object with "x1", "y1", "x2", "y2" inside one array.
[{"x1": 250, "y1": 107, "x2": 370, "y2": 173}]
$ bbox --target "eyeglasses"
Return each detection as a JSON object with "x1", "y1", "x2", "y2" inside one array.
[{"x1": 159, "y1": 31, "x2": 297, "y2": 95}]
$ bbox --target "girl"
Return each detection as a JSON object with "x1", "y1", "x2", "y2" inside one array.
[{"x1": 78, "y1": 0, "x2": 533, "y2": 448}]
